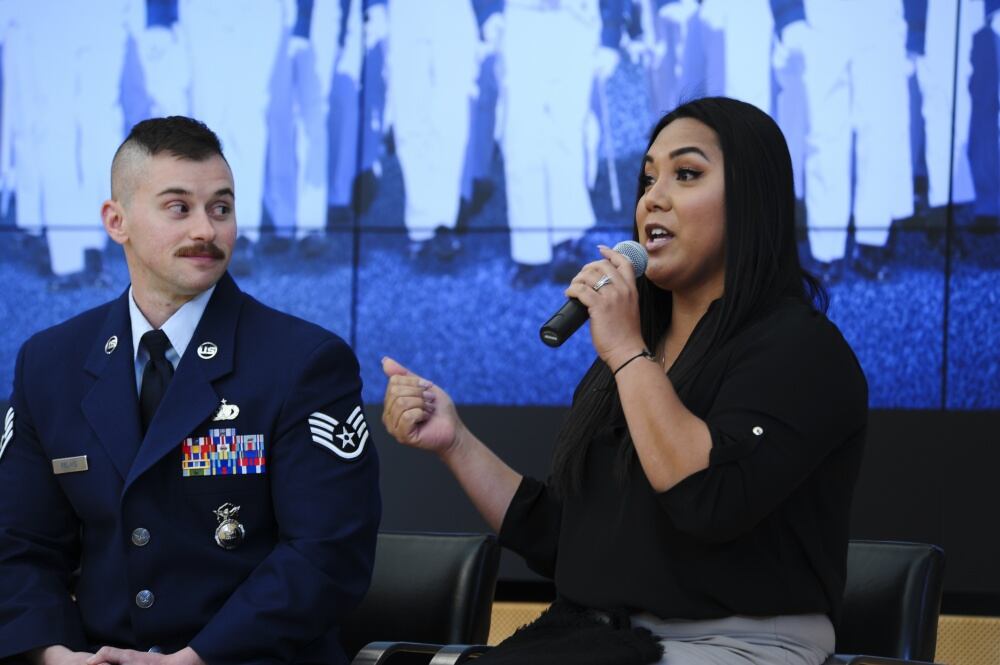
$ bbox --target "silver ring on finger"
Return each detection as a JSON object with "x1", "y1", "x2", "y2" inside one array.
[{"x1": 593, "y1": 273, "x2": 613, "y2": 292}]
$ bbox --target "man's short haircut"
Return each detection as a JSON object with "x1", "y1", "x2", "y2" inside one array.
[{"x1": 111, "y1": 116, "x2": 226, "y2": 202}]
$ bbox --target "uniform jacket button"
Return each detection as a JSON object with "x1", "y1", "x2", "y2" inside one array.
[
  {"x1": 131, "y1": 528, "x2": 150, "y2": 547},
  {"x1": 135, "y1": 589, "x2": 155, "y2": 609}
]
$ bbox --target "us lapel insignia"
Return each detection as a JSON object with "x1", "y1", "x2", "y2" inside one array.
[
  {"x1": 104, "y1": 335, "x2": 118, "y2": 354},
  {"x1": 212, "y1": 399, "x2": 240, "y2": 421},
  {"x1": 197, "y1": 342, "x2": 218, "y2": 359}
]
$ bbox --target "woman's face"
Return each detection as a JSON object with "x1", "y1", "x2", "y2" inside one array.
[{"x1": 636, "y1": 117, "x2": 726, "y2": 298}]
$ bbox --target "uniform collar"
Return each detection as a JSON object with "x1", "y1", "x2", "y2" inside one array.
[{"x1": 128, "y1": 284, "x2": 216, "y2": 364}]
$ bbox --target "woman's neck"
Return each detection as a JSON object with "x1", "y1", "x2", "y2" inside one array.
[{"x1": 660, "y1": 287, "x2": 721, "y2": 370}]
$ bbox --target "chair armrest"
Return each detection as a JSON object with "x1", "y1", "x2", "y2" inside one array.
[
  {"x1": 826, "y1": 655, "x2": 940, "y2": 665},
  {"x1": 428, "y1": 644, "x2": 491, "y2": 664},
  {"x1": 351, "y1": 641, "x2": 445, "y2": 665}
]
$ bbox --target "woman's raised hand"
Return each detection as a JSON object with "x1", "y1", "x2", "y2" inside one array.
[{"x1": 381, "y1": 357, "x2": 464, "y2": 456}]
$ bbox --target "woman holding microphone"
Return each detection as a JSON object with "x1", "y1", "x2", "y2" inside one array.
[{"x1": 382, "y1": 97, "x2": 867, "y2": 665}]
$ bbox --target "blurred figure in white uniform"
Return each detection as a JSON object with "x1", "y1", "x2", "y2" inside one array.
[
  {"x1": 266, "y1": 0, "x2": 346, "y2": 256},
  {"x1": 385, "y1": 0, "x2": 479, "y2": 262},
  {"x1": 179, "y1": 0, "x2": 289, "y2": 271},
  {"x1": 0, "y1": 1, "x2": 140, "y2": 289},
  {"x1": 500, "y1": 0, "x2": 614, "y2": 287},
  {"x1": 792, "y1": 0, "x2": 914, "y2": 281}
]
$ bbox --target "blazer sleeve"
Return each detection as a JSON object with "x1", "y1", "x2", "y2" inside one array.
[
  {"x1": 657, "y1": 311, "x2": 868, "y2": 543},
  {"x1": 0, "y1": 343, "x2": 89, "y2": 658},
  {"x1": 188, "y1": 336, "x2": 381, "y2": 665}
]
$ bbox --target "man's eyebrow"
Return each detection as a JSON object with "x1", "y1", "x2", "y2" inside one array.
[
  {"x1": 154, "y1": 187, "x2": 235, "y2": 198},
  {"x1": 155, "y1": 187, "x2": 192, "y2": 197}
]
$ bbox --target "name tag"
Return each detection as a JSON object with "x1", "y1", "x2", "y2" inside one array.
[{"x1": 52, "y1": 455, "x2": 88, "y2": 475}]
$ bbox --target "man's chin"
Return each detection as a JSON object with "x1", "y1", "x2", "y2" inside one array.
[{"x1": 180, "y1": 267, "x2": 227, "y2": 294}]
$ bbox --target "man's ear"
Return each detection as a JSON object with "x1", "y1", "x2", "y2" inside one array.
[{"x1": 102, "y1": 199, "x2": 127, "y2": 246}]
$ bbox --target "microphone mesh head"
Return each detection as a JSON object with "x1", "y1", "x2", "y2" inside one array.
[{"x1": 613, "y1": 240, "x2": 648, "y2": 277}]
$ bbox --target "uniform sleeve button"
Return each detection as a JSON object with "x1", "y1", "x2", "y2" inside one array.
[
  {"x1": 135, "y1": 589, "x2": 155, "y2": 609},
  {"x1": 131, "y1": 528, "x2": 151, "y2": 547},
  {"x1": 752, "y1": 426, "x2": 764, "y2": 436}
]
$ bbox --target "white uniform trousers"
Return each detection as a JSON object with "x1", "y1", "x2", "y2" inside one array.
[
  {"x1": 501, "y1": 1, "x2": 599, "y2": 266},
  {"x1": 387, "y1": 0, "x2": 478, "y2": 242},
  {"x1": 803, "y1": 0, "x2": 912, "y2": 261}
]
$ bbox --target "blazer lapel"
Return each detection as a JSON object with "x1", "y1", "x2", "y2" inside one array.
[
  {"x1": 81, "y1": 289, "x2": 143, "y2": 480},
  {"x1": 125, "y1": 275, "x2": 242, "y2": 490}
]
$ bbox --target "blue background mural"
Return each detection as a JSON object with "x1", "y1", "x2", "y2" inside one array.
[{"x1": 0, "y1": 0, "x2": 996, "y2": 409}]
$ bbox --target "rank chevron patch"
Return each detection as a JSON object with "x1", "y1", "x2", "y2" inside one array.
[
  {"x1": 0, "y1": 407, "x2": 13, "y2": 462},
  {"x1": 308, "y1": 406, "x2": 368, "y2": 460}
]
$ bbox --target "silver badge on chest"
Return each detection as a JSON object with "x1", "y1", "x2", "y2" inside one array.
[
  {"x1": 213, "y1": 502, "x2": 245, "y2": 550},
  {"x1": 212, "y1": 399, "x2": 240, "y2": 421},
  {"x1": 197, "y1": 342, "x2": 218, "y2": 360}
]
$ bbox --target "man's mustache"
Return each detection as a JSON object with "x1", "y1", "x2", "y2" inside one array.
[{"x1": 176, "y1": 242, "x2": 226, "y2": 259}]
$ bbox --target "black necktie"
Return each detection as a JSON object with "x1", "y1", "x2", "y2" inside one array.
[{"x1": 139, "y1": 329, "x2": 174, "y2": 434}]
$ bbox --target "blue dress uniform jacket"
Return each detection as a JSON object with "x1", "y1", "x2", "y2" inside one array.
[{"x1": 0, "y1": 273, "x2": 381, "y2": 665}]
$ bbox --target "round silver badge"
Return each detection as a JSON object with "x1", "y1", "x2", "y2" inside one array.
[
  {"x1": 197, "y1": 342, "x2": 218, "y2": 360},
  {"x1": 105, "y1": 336, "x2": 118, "y2": 354},
  {"x1": 213, "y1": 502, "x2": 245, "y2": 550}
]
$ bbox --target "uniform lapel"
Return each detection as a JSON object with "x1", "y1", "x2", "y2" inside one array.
[
  {"x1": 125, "y1": 274, "x2": 242, "y2": 490},
  {"x1": 81, "y1": 289, "x2": 143, "y2": 480}
]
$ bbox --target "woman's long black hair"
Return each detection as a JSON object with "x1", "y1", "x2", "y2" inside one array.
[{"x1": 551, "y1": 97, "x2": 827, "y2": 495}]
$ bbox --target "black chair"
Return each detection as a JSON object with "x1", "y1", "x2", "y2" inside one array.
[
  {"x1": 826, "y1": 540, "x2": 945, "y2": 665},
  {"x1": 381, "y1": 539, "x2": 945, "y2": 665},
  {"x1": 344, "y1": 532, "x2": 500, "y2": 665}
]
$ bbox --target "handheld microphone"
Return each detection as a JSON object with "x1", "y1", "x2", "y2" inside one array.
[{"x1": 539, "y1": 240, "x2": 648, "y2": 347}]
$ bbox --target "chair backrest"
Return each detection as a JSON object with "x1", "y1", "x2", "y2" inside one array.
[
  {"x1": 836, "y1": 540, "x2": 945, "y2": 661},
  {"x1": 340, "y1": 532, "x2": 501, "y2": 659}
]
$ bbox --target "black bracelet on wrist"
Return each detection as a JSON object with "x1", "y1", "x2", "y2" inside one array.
[{"x1": 613, "y1": 349, "x2": 655, "y2": 376}]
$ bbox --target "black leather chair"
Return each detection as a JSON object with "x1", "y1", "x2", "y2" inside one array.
[
  {"x1": 344, "y1": 532, "x2": 500, "y2": 665},
  {"x1": 380, "y1": 539, "x2": 945, "y2": 665},
  {"x1": 826, "y1": 540, "x2": 945, "y2": 664}
]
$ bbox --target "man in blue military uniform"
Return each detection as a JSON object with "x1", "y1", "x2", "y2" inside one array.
[{"x1": 0, "y1": 116, "x2": 381, "y2": 665}]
